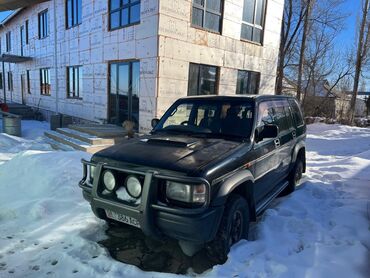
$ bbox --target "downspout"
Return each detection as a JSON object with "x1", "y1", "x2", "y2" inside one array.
[{"x1": 53, "y1": 0, "x2": 59, "y2": 113}]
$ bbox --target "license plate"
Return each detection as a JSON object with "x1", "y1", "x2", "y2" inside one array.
[{"x1": 105, "y1": 210, "x2": 141, "y2": 228}]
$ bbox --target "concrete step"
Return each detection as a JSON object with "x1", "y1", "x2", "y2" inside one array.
[
  {"x1": 44, "y1": 130, "x2": 112, "y2": 154},
  {"x1": 68, "y1": 124, "x2": 126, "y2": 139},
  {"x1": 44, "y1": 137, "x2": 76, "y2": 152},
  {"x1": 56, "y1": 128, "x2": 115, "y2": 145}
]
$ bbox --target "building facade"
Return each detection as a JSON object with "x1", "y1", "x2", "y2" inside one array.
[{"x1": 0, "y1": 0, "x2": 284, "y2": 132}]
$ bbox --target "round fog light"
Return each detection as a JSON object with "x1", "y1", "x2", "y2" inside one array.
[
  {"x1": 126, "y1": 175, "x2": 142, "y2": 198},
  {"x1": 103, "y1": 170, "x2": 116, "y2": 191}
]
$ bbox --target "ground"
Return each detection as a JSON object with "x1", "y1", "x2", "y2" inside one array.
[{"x1": 0, "y1": 121, "x2": 369, "y2": 277}]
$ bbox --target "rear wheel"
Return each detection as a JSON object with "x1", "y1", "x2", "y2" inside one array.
[
  {"x1": 280, "y1": 158, "x2": 304, "y2": 196},
  {"x1": 206, "y1": 194, "x2": 249, "y2": 264}
]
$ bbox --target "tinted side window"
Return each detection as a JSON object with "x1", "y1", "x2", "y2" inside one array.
[
  {"x1": 257, "y1": 101, "x2": 275, "y2": 127},
  {"x1": 273, "y1": 101, "x2": 290, "y2": 132},
  {"x1": 288, "y1": 99, "x2": 304, "y2": 126}
]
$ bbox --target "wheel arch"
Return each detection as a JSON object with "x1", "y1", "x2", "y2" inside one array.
[
  {"x1": 292, "y1": 142, "x2": 306, "y2": 173},
  {"x1": 213, "y1": 169, "x2": 257, "y2": 221}
]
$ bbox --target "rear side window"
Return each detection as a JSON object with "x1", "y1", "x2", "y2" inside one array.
[
  {"x1": 288, "y1": 99, "x2": 304, "y2": 126},
  {"x1": 273, "y1": 100, "x2": 290, "y2": 132}
]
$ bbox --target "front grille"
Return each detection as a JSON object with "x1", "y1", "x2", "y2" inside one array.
[{"x1": 97, "y1": 168, "x2": 145, "y2": 207}]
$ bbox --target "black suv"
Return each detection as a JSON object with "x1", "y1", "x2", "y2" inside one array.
[{"x1": 79, "y1": 95, "x2": 306, "y2": 261}]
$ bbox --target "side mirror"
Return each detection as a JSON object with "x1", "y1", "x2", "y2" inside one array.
[
  {"x1": 256, "y1": 124, "x2": 278, "y2": 142},
  {"x1": 151, "y1": 118, "x2": 160, "y2": 128}
]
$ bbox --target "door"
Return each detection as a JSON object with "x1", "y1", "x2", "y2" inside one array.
[
  {"x1": 251, "y1": 100, "x2": 281, "y2": 202},
  {"x1": 273, "y1": 100, "x2": 295, "y2": 180},
  {"x1": 21, "y1": 74, "x2": 26, "y2": 104},
  {"x1": 109, "y1": 61, "x2": 140, "y2": 128}
]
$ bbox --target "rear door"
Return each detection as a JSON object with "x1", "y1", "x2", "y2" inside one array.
[
  {"x1": 288, "y1": 99, "x2": 306, "y2": 139},
  {"x1": 273, "y1": 100, "x2": 295, "y2": 180}
]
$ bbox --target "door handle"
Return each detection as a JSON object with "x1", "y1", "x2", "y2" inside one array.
[
  {"x1": 292, "y1": 130, "x2": 296, "y2": 138},
  {"x1": 274, "y1": 139, "x2": 280, "y2": 148}
]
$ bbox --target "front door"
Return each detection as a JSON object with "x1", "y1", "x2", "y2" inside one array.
[
  {"x1": 21, "y1": 74, "x2": 26, "y2": 104},
  {"x1": 109, "y1": 61, "x2": 140, "y2": 128},
  {"x1": 251, "y1": 100, "x2": 281, "y2": 202}
]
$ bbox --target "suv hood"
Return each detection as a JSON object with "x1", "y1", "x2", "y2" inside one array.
[{"x1": 92, "y1": 134, "x2": 243, "y2": 175}]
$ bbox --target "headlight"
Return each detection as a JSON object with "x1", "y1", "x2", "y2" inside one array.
[
  {"x1": 125, "y1": 175, "x2": 142, "y2": 198},
  {"x1": 166, "y1": 181, "x2": 206, "y2": 204},
  {"x1": 103, "y1": 170, "x2": 116, "y2": 191}
]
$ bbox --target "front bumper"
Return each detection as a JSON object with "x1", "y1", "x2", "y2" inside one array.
[{"x1": 79, "y1": 159, "x2": 223, "y2": 243}]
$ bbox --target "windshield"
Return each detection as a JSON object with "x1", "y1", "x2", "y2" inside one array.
[{"x1": 154, "y1": 99, "x2": 255, "y2": 139}]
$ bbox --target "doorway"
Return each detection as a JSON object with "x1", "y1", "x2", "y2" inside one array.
[{"x1": 108, "y1": 61, "x2": 140, "y2": 128}]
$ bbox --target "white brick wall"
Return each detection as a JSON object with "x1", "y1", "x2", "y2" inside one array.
[
  {"x1": 156, "y1": 0, "x2": 284, "y2": 117},
  {"x1": 0, "y1": 0, "x2": 284, "y2": 133}
]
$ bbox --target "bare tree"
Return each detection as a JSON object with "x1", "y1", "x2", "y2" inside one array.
[
  {"x1": 276, "y1": 0, "x2": 306, "y2": 95},
  {"x1": 350, "y1": 0, "x2": 370, "y2": 123},
  {"x1": 296, "y1": 0, "x2": 314, "y2": 102}
]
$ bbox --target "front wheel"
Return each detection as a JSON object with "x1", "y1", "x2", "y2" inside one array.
[{"x1": 206, "y1": 194, "x2": 250, "y2": 264}]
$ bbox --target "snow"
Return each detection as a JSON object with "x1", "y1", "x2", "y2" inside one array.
[{"x1": 0, "y1": 122, "x2": 369, "y2": 277}]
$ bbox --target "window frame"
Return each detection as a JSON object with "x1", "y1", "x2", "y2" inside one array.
[
  {"x1": 40, "y1": 68, "x2": 51, "y2": 96},
  {"x1": 66, "y1": 0, "x2": 82, "y2": 29},
  {"x1": 191, "y1": 0, "x2": 224, "y2": 34},
  {"x1": 236, "y1": 70, "x2": 260, "y2": 95},
  {"x1": 241, "y1": 0, "x2": 267, "y2": 45},
  {"x1": 109, "y1": 0, "x2": 141, "y2": 31},
  {"x1": 6, "y1": 31, "x2": 11, "y2": 52},
  {"x1": 67, "y1": 65, "x2": 83, "y2": 99},
  {"x1": 38, "y1": 9, "x2": 49, "y2": 39},
  {"x1": 188, "y1": 63, "x2": 219, "y2": 96}
]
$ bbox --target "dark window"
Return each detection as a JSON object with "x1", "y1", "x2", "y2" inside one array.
[
  {"x1": 6, "y1": 32, "x2": 11, "y2": 52},
  {"x1": 273, "y1": 101, "x2": 290, "y2": 132},
  {"x1": 236, "y1": 70, "x2": 260, "y2": 95},
  {"x1": 289, "y1": 99, "x2": 304, "y2": 126},
  {"x1": 38, "y1": 9, "x2": 49, "y2": 39},
  {"x1": 0, "y1": 73, "x2": 3, "y2": 89},
  {"x1": 188, "y1": 63, "x2": 219, "y2": 96},
  {"x1": 67, "y1": 66, "x2": 83, "y2": 98},
  {"x1": 66, "y1": 0, "x2": 82, "y2": 28},
  {"x1": 192, "y1": 0, "x2": 223, "y2": 33},
  {"x1": 20, "y1": 25, "x2": 25, "y2": 56},
  {"x1": 27, "y1": 70, "x2": 31, "y2": 94},
  {"x1": 109, "y1": 0, "x2": 141, "y2": 30},
  {"x1": 25, "y1": 20, "x2": 29, "y2": 44},
  {"x1": 109, "y1": 61, "x2": 140, "y2": 126},
  {"x1": 40, "y1": 68, "x2": 51, "y2": 95},
  {"x1": 241, "y1": 0, "x2": 266, "y2": 43},
  {"x1": 7, "y1": 72, "x2": 13, "y2": 91},
  {"x1": 257, "y1": 100, "x2": 292, "y2": 134}
]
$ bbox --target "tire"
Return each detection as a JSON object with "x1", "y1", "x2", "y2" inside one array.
[
  {"x1": 206, "y1": 194, "x2": 250, "y2": 264},
  {"x1": 280, "y1": 158, "x2": 304, "y2": 196}
]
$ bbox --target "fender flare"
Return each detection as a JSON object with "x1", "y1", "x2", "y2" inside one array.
[
  {"x1": 212, "y1": 169, "x2": 256, "y2": 220},
  {"x1": 291, "y1": 141, "x2": 306, "y2": 172}
]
